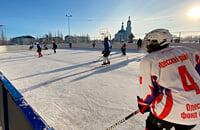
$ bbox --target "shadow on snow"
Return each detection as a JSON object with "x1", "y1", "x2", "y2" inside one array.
[{"x1": 19, "y1": 55, "x2": 143, "y2": 93}]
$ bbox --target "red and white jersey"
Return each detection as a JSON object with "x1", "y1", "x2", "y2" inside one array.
[{"x1": 139, "y1": 46, "x2": 200, "y2": 125}]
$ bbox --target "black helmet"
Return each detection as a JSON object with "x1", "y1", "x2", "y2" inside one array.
[{"x1": 104, "y1": 37, "x2": 108, "y2": 41}]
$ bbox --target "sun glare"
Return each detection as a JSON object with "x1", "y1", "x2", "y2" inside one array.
[{"x1": 189, "y1": 6, "x2": 200, "y2": 18}]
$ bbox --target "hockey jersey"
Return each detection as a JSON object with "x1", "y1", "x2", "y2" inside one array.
[
  {"x1": 104, "y1": 41, "x2": 112, "y2": 51},
  {"x1": 139, "y1": 46, "x2": 200, "y2": 125}
]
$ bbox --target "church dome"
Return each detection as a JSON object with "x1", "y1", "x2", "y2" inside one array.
[
  {"x1": 113, "y1": 16, "x2": 134, "y2": 42},
  {"x1": 118, "y1": 29, "x2": 126, "y2": 33}
]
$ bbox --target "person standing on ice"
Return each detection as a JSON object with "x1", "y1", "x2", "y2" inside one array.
[
  {"x1": 52, "y1": 39, "x2": 57, "y2": 53},
  {"x1": 137, "y1": 28, "x2": 200, "y2": 130},
  {"x1": 43, "y1": 41, "x2": 48, "y2": 50},
  {"x1": 121, "y1": 40, "x2": 126, "y2": 55},
  {"x1": 29, "y1": 41, "x2": 34, "y2": 50},
  {"x1": 92, "y1": 41, "x2": 96, "y2": 48},
  {"x1": 137, "y1": 38, "x2": 142, "y2": 49},
  {"x1": 69, "y1": 42, "x2": 72, "y2": 48},
  {"x1": 102, "y1": 37, "x2": 112, "y2": 65},
  {"x1": 36, "y1": 42, "x2": 43, "y2": 58}
]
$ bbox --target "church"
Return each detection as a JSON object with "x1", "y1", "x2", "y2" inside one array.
[{"x1": 112, "y1": 16, "x2": 134, "y2": 42}]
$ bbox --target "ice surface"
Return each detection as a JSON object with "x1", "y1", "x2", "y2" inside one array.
[{"x1": 0, "y1": 48, "x2": 199, "y2": 130}]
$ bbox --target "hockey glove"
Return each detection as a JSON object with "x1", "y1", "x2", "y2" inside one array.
[
  {"x1": 137, "y1": 96, "x2": 150, "y2": 114},
  {"x1": 102, "y1": 50, "x2": 105, "y2": 54}
]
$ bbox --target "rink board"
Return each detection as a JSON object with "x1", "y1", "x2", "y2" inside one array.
[{"x1": 0, "y1": 72, "x2": 54, "y2": 130}]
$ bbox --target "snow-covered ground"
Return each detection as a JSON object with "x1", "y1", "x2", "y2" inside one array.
[{"x1": 0, "y1": 48, "x2": 199, "y2": 130}]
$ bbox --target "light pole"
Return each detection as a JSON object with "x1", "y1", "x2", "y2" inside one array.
[
  {"x1": 179, "y1": 32, "x2": 181, "y2": 43},
  {"x1": 66, "y1": 14, "x2": 72, "y2": 36}
]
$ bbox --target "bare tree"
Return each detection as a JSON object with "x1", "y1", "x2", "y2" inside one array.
[
  {"x1": 48, "y1": 32, "x2": 53, "y2": 43},
  {"x1": 128, "y1": 34, "x2": 134, "y2": 43},
  {"x1": 60, "y1": 32, "x2": 63, "y2": 43},
  {"x1": 1, "y1": 30, "x2": 7, "y2": 45}
]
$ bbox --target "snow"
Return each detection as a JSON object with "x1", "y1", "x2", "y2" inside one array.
[{"x1": 0, "y1": 48, "x2": 199, "y2": 130}]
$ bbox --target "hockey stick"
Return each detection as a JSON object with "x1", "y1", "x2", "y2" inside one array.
[
  {"x1": 93, "y1": 56, "x2": 103, "y2": 63},
  {"x1": 106, "y1": 109, "x2": 140, "y2": 130},
  {"x1": 34, "y1": 51, "x2": 37, "y2": 57},
  {"x1": 47, "y1": 49, "x2": 53, "y2": 55}
]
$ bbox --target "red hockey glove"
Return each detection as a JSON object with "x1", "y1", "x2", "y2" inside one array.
[{"x1": 137, "y1": 96, "x2": 150, "y2": 114}]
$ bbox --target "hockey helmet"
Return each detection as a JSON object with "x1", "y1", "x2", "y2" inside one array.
[
  {"x1": 104, "y1": 37, "x2": 109, "y2": 41},
  {"x1": 144, "y1": 29, "x2": 172, "y2": 52}
]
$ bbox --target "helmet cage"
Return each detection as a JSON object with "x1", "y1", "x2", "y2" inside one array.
[{"x1": 144, "y1": 29, "x2": 172, "y2": 52}]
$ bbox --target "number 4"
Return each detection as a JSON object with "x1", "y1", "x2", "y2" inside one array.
[{"x1": 178, "y1": 65, "x2": 200, "y2": 94}]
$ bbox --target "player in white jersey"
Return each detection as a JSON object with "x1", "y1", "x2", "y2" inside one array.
[{"x1": 137, "y1": 28, "x2": 200, "y2": 130}]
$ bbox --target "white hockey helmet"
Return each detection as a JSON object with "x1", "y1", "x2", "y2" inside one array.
[{"x1": 144, "y1": 29, "x2": 172, "y2": 52}]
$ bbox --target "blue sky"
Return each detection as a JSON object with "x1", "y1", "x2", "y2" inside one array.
[{"x1": 0, "y1": 0, "x2": 200, "y2": 40}]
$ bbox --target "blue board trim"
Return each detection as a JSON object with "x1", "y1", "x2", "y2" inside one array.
[
  {"x1": 0, "y1": 72, "x2": 54, "y2": 130},
  {"x1": 16, "y1": 98, "x2": 48, "y2": 130},
  {"x1": 0, "y1": 72, "x2": 22, "y2": 99}
]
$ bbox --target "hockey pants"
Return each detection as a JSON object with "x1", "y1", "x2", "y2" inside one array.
[
  {"x1": 146, "y1": 112, "x2": 196, "y2": 130},
  {"x1": 103, "y1": 51, "x2": 110, "y2": 63}
]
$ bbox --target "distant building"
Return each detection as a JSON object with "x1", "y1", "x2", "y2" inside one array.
[
  {"x1": 53, "y1": 37, "x2": 63, "y2": 43},
  {"x1": 10, "y1": 35, "x2": 35, "y2": 45},
  {"x1": 65, "y1": 35, "x2": 90, "y2": 43},
  {"x1": 113, "y1": 16, "x2": 134, "y2": 42},
  {"x1": 39, "y1": 37, "x2": 63, "y2": 44}
]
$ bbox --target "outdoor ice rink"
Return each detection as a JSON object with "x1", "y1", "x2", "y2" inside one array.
[{"x1": 0, "y1": 48, "x2": 199, "y2": 130}]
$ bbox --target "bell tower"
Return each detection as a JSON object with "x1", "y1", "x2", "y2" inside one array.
[
  {"x1": 121, "y1": 22, "x2": 125, "y2": 30},
  {"x1": 126, "y1": 16, "x2": 132, "y2": 35}
]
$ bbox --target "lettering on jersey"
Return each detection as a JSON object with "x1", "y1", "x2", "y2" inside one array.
[
  {"x1": 158, "y1": 53, "x2": 189, "y2": 68},
  {"x1": 186, "y1": 103, "x2": 200, "y2": 112},
  {"x1": 181, "y1": 103, "x2": 200, "y2": 119},
  {"x1": 178, "y1": 53, "x2": 189, "y2": 62},
  {"x1": 181, "y1": 112, "x2": 198, "y2": 119},
  {"x1": 159, "y1": 56, "x2": 179, "y2": 68}
]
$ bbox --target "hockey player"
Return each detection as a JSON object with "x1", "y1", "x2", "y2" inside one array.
[
  {"x1": 69, "y1": 42, "x2": 72, "y2": 48},
  {"x1": 36, "y1": 42, "x2": 43, "y2": 58},
  {"x1": 102, "y1": 37, "x2": 112, "y2": 65},
  {"x1": 29, "y1": 42, "x2": 34, "y2": 50},
  {"x1": 121, "y1": 40, "x2": 126, "y2": 55},
  {"x1": 137, "y1": 38, "x2": 142, "y2": 49},
  {"x1": 52, "y1": 39, "x2": 57, "y2": 53},
  {"x1": 137, "y1": 28, "x2": 200, "y2": 130},
  {"x1": 43, "y1": 41, "x2": 48, "y2": 50}
]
